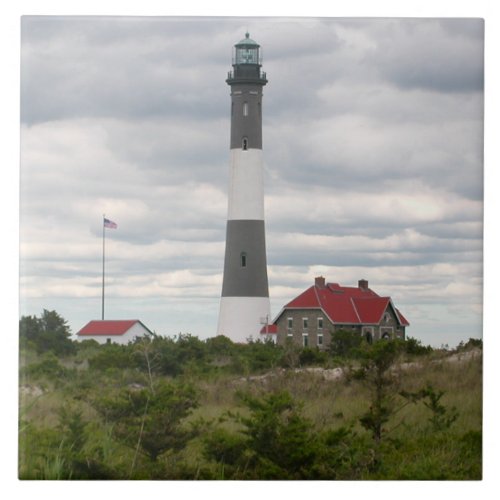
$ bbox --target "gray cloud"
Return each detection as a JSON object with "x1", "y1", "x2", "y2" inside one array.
[{"x1": 19, "y1": 17, "x2": 484, "y2": 347}]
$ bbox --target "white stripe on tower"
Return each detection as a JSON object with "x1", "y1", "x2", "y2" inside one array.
[{"x1": 227, "y1": 149, "x2": 265, "y2": 220}]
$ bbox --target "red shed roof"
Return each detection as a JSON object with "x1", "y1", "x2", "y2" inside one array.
[
  {"x1": 77, "y1": 320, "x2": 151, "y2": 337},
  {"x1": 259, "y1": 324, "x2": 278, "y2": 334},
  {"x1": 275, "y1": 279, "x2": 409, "y2": 327}
]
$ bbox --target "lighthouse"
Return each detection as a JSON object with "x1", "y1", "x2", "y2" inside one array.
[{"x1": 217, "y1": 33, "x2": 271, "y2": 342}]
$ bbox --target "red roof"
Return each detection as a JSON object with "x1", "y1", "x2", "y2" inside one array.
[
  {"x1": 276, "y1": 280, "x2": 409, "y2": 327},
  {"x1": 260, "y1": 324, "x2": 278, "y2": 334},
  {"x1": 77, "y1": 320, "x2": 149, "y2": 337},
  {"x1": 395, "y1": 308, "x2": 410, "y2": 326}
]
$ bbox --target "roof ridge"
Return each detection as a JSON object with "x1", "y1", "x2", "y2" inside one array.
[
  {"x1": 315, "y1": 284, "x2": 335, "y2": 324},
  {"x1": 350, "y1": 297, "x2": 362, "y2": 323}
]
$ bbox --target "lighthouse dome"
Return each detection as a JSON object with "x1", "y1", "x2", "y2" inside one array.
[{"x1": 236, "y1": 32, "x2": 259, "y2": 47}]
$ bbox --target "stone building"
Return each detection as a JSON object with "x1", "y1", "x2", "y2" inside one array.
[{"x1": 261, "y1": 277, "x2": 409, "y2": 348}]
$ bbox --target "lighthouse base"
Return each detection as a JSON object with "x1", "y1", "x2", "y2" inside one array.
[{"x1": 217, "y1": 296, "x2": 271, "y2": 343}]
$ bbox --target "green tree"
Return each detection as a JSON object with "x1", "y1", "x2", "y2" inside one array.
[
  {"x1": 401, "y1": 384, "x2": 459, "y2": 432},
  {"x1": 404, "y1": 336, "x2": 433, "y2": 356},
  {"x1": 456, "y1": 338, "x2": 483, "y2": 351},
  {"x1": 205, "y1": 334, "x2": 235, "y2": 357},
  {"x1": 204, "y1": 391, "x2": 317, "y2": 479},
  {"x1": 94, "y1": 380, "x2": 199, "y2": 465},
  {"x1": 203, "y1": 390, "x2": 363, "y2": 479},
  {"x1": 239, "y1": 338, "x2": 283, "y2": 373},
  {"x1": 354, "y1": 339, "x2": 405, "y2": 444},
  {"x1": 299, "y1": 347, "x2": 328, "y2": 366},
  {"x1": 147, "y1": 334, "x2": 209, "y2": 377},
  {"x1": 20, "y1": 310, "x2": 75, "y2": 356},
  {"x1": 239, "y1": 391, "x2": 317, "y2": 478},
  {"x1": 329, "y1": 328, "x2": 363, "y2": 358}
]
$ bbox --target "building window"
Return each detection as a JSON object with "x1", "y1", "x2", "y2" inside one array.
[
  {"x1": 302, "y1": 333, "x2": 309, "y2": 347},
  {"x1": 382, "y1": 331, "x2": 391, "y2": 340},
  {"x1": 303, "y1": 318, "x2": 308, "y2": 329},
  {"x1": 242, "y1": 137, "x2": 248, "y2": 150},
  {"x1": 317, "y1": 333, "x2": 323, "y2": 346},
  {"x1": 106, "y1": 338, "x2": 111, "y2": 344},
  {"x1": 317, "y1": 317, "x2": 323, "y2": 330},
  {"x1": 243, "y1": 102, "x2": 249, "y2": 116},
  {"x1": 287, "y1": 332, "x2": 293, "y2": 340},
  {"x1": 240, "y1": 252, "x2": 247, "y2": 267},
  {"x1": 287, "y1": 317, "x2": 293, "y2": 330}
]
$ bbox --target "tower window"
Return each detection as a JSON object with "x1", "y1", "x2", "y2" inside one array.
[
  {"x1": 240, "y1": 252, "x2": 247, "y2": 267},
  {"x1": 243, "y1": 102, "x2": 249, "y2": 116},
  {"x1": 242, "y1": 137, "x2": 248, "y2": 150}
]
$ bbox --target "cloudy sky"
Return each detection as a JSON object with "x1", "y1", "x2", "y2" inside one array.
[{"x1": 19, "y1": 16, "x2": 485, "y2": 347}]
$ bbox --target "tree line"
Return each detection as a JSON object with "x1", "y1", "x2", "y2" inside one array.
[{"x1": 19, "y1": 309, "x2": 442, "y2": 376}]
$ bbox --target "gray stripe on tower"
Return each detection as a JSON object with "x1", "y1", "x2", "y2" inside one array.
[
  {"x1": 221, "y1": 220, "x2": 269, "y2": 297},
  {"x1": 229, "y1": 84, "x2": 264, "y2": 150}
]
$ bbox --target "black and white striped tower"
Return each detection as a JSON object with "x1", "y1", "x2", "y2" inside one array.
[{"x1": 217, "y1": 33, "x2": 270, "y2": 342}]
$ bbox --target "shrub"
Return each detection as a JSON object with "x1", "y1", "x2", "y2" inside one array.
[
  {"x1": 299, "y1": 347, "x2": 328, "y2": 366},
  {"x1": 203, "y1": 390, "x2": 366, "y2": 480},
  {"x1": 88, "y1": 343, "x2": 134, "y2": 371},
  {"x1": 404, "y1": 336, "x2": 433, "y2": 356},
  {"x1": 93, "y1": 380, "x2": 199, "y2": 463},
  {"x1": 22, "y1": 352, "x2": 73, "y2": 381},
  {"x1": 329, "y1": 328, "x2": 363, "y2": 358},
  {"x1": 457, "y1": 338, "x2": 483, "y2": 351}
]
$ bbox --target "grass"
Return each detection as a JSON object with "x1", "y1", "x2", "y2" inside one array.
[{"x1": 18, "y1": 346, "x2": 482, "y2": 479}]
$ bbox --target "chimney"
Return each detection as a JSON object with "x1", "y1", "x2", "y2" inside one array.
[
  {"x1": 358, "y1": 279, "x2": 369, "y2": 291},
  {"x1": 315, "y1": 276, "x2": 326, "y2": 288}
]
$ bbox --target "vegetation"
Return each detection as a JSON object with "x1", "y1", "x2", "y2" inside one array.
[
  {"x1": 19, "y1": 309, "x2": 75, "y2": 356},
  {"x1": 19, "y1": 311, "x2": 482, "y2": 480}
]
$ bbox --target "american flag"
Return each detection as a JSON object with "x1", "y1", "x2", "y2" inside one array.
[{"x1": 104, "y1": 218, "x2": 117, "y2": 229}]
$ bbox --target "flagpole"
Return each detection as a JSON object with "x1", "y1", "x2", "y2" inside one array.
[{"x1": 102, "y1": 214, "x2": 105, "y2": 320}]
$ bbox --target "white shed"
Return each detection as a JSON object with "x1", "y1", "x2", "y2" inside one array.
[{"x1": 76, "y1": 320, "x2": 153, "y2": 345}]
